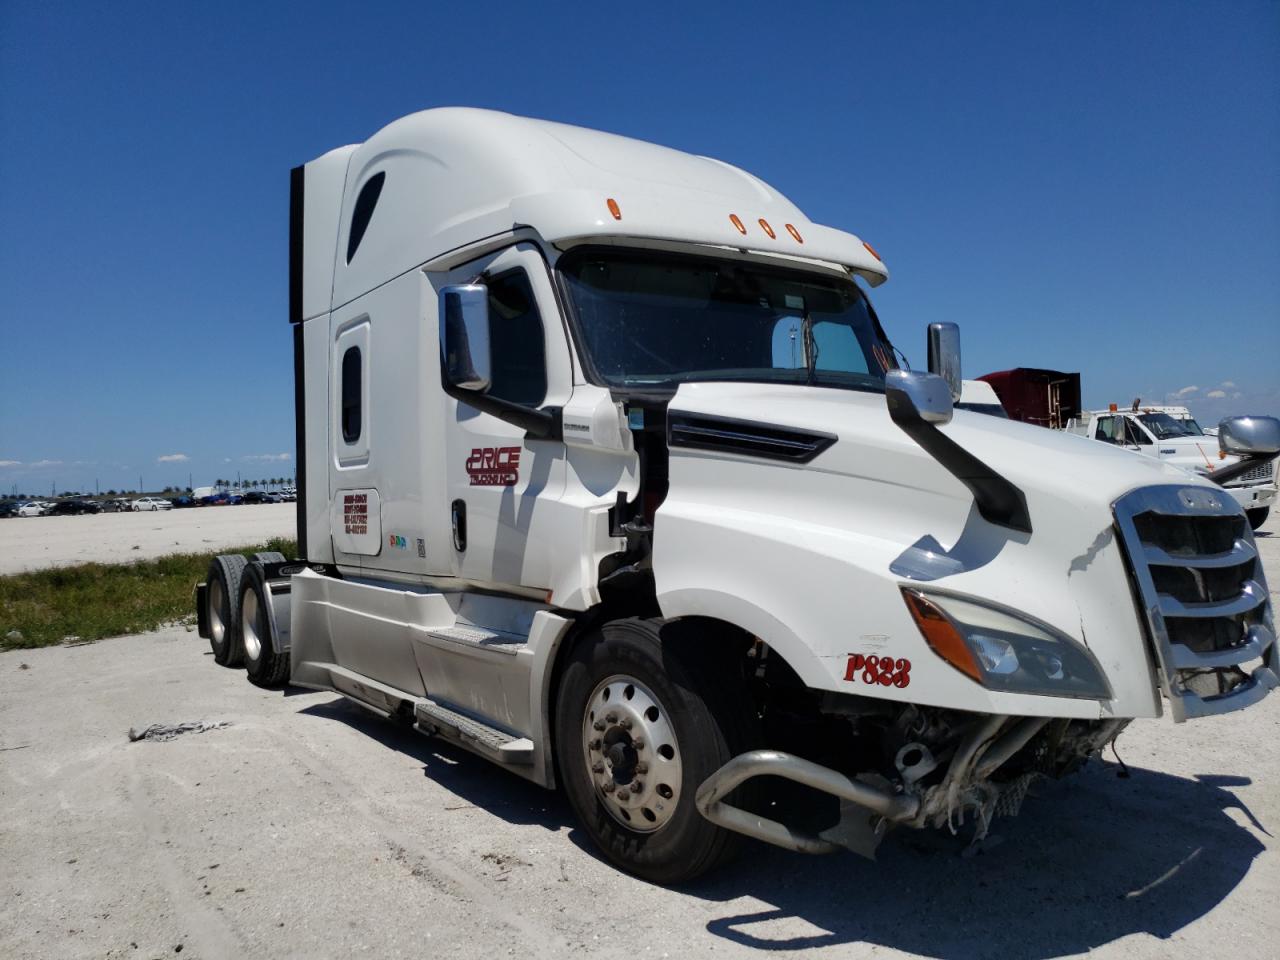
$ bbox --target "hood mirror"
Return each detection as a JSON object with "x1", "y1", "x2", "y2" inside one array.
[
  {"x1": 1218, "y1": 415, "x2": 1280, "y2": 457},
  {"x1": 439, "y1": 284, "x2": 490, "y2": 391},
  {"x1": 927, "y1": 322, "x2": 962, "y2": 402},
  {"x1": 885, "y1": 369, "x2": 953, "y2": 426}
]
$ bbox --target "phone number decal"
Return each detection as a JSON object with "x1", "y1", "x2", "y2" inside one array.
[{"x1": 844, "y1": 654, "x2": 911, "y2": 688}]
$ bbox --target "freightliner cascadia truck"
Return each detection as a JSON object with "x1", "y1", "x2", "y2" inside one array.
[{"x1": 198, "y1": 108, "x2": 1280, "y2": 883}]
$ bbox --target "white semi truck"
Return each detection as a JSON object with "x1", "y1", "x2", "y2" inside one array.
[
  {"x1": 1069, "y1": 405, "x2": 1277, "y2": 530},
  {"x1": 198, "y1": 108, "x2": 1280, "y2": 882}
]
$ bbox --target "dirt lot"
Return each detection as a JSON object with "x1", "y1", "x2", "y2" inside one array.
[
  {"x1": 0, "y1": 503, "x2": 296, "y2": 575},
  {"x1": 1, "y1": 515, "x2": 1277, "y2": 960}
]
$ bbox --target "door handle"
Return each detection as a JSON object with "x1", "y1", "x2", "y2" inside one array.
[{"x1": 451, "y1": 499, "x2": 467, "y2": 552}]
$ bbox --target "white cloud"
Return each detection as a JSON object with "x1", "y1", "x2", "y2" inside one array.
[
  {"x1": 1206, "y1": 389, "x2": 1226, "y2": 399},
  {"x1": 157, "y1": 453, "x2": 190, "y2": 463},
  {"x1": 0, "y1": 459, "x2": 20, "y2": 467},
  {"x1": 1220, "y1": 380, "x2": 1236, "y2": 389},
  {"x1": 1174, "y1": 385, "x2": 1199, "y2": 397},
  {"x1": 242, "y1": 453, "x2": 292, "y2": 462},
  {"x1": 29, "y1": 459, "x2": 63, "y2": 468}
]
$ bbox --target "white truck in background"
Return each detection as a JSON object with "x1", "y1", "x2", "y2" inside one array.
[
  {"x1": 1069, "y1": 405, "x2": 1277, "y2": 529},
  {"x1": 196, "y1": 108, "x2": 1279, "y2": 883}
]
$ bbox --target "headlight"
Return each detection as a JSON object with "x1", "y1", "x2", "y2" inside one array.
[{"x1": 902, "y1": 588, "x2": 1112, "y2": 700}]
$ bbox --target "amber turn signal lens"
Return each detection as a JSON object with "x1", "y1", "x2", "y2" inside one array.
[
  {"x1": 758, "y1": 218, "x2": 776, "y2": 239},
  {"x1": 729, "y1": 213, "x2": 746, "y2": 235},
  {"x1": 902, "y1": 590, "x2": 982, "y2": 682},
  {"x1": 607, "y1": 198, "x2": 622, "y2": 221},
  {"x1": 785, "y1": 223, "x2": 803, "y2": 243},
  {"x1": 862, "y1": 240, "x2": 882, "y2": 261}
]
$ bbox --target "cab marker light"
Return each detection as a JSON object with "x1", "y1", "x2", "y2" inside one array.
[
  {"x1": 902, "y1": 590, "x2": 981, "y2": 682},
  {"x1": 607, "y1": 198, "x2": 622, "y2": 221},
  {"x1": 729, "y1": 213, "x2": 747, "y2": 235},
  {"x1": 785, "y1": 223, "x2": 803, "y2": 243},
  {"x1": 758, "y1": 218, "x2": 776, "y2": 239},
  {"x1": 862, "y1": 240, "x2": 882, "y2": 261}
]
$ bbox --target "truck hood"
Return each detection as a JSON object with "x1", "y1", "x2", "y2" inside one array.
[
  {"x1": 1146, "y1": 435, "x2": 1237, "y2": 475},
  {"x1": 655, "y1": 381, "x2": 1221, "y2": 719},
  {"x1": 667, "y1": 381, "x2": 1200, "y2": 515}
]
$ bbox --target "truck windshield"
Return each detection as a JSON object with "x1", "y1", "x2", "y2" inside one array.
[
  {"x1": 559, "y1": 249, "x2": 895, "y2": 392},
  {"x1": 1138, "y1": 413, "x2": 1202, "y2": 439}
]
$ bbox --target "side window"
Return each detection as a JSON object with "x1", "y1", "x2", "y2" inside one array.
[
  {"x1": 812, "y1": 320, "x2": 871, "y2": 374},
  {"x1": 1125, "y1": 419, "x2": 1152, "y2": 445},
  {"x1": 346, "y1": 172, "x2": 385, "y2": 263},
  {"x1": 1095, "y1": 417, "x2": 1116, "y2": 442},
  {"x1": 341, "y1": 346, "x2": 361, "y2": 443},
  {"x1": 486, "y1": 271, "x2": 547, "y2": 406}
]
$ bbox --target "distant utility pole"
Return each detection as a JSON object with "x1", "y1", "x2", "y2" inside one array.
[
  {"x1": 139, "y1": 475, "x2": 143, "y2": 494},
  {"x1": 96, "y1": 478, "x2": 100, "y2": 495}
]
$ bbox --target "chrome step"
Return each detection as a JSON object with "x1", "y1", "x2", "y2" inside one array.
[{"x1": 415, "y1": 698, "x2": 533, "y2": 765}]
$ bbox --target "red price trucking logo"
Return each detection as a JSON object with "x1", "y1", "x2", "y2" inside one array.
[
  {"x1": 466, "y1": 446, "x2": 521, "y2": 486},
  {"x1": 845, "y1": 654, "x2": 911, "y2": 688}
]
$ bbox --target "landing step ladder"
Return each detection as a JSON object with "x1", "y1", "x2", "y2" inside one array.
[{"x1": 415, "y1": 698, "x2": 534, "y2": 765}]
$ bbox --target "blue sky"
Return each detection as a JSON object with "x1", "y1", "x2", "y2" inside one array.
[{"x1": 2, "y1": 1, "x2": 1277, "y2": 495}]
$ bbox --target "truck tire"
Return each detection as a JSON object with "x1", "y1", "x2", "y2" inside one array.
[
  {"x1": 250, "y1": 551, "x2": 287, "y2": 564},
  {"x1": 553, "y1": 618, "x2": 755, "y2": 884},
  {"x1": 239, "y1": 564, "x2": 290, "y2": 688},
  {"x1": 1246, "y1": 507, "x2": 1269, "y2": 531},
  {"x1": 205, "y1": 554, "x2": 248, "y2": 667}
]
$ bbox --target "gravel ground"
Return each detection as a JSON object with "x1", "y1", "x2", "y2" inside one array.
[
  {"x1": 0, "y1": 503, "x2": 296, "y2": 575},
  {"x1": 0, "y1": 515, "x2": 1276, "y2": 960}
]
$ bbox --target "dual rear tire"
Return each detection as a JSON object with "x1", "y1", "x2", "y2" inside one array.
[{"x1": 203, "y1": 553, "x2": 289, "y2": 686}]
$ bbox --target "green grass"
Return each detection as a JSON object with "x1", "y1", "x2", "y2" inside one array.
[{"x1": 0, "y1": 538, "x2": 297, "y2": 651}]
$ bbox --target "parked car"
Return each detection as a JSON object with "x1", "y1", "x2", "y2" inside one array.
[
  {"x1": 240, "y1": 490, "x2": 280, "y2": 504},
  {"x1": 47, "y1": 499, "x2": 103, "y2": 516},
  {"x1": 168, "y1": 496, "x2": 197, "y2": 508},
  {"x1": 279, "y1": 487, "x2": 297, "y2": 502},
  {"x1": 132, "y1": 497, "x2": 173, "y2": 512},
  {"x1": 99, "y1": 498, "x2": 132, "y2": 513},
  {"x1": 16, "y1": 501, "x2": 47, "y2": 517},
  {"x1": 0, "y1": 501, "x2": 19, "y2": 519}
]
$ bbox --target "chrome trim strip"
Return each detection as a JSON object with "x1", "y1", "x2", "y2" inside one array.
[
  {"x1": 1143, "y1": 539, "x2": 1255, "y2": 569},
  {"x1": 1167, "y1": 624, "x2": 1270, "y2": 670},
  {"x1": 1157, "y1": 580, "x2": 1266, "y2": 619},
  {"x1": 1179, "y1": 666, "x2": 1279, "y2": 719}
]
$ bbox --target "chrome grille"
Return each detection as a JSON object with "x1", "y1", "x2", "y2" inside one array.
[
  {"x1": 1113, "y1": 485, "x2": 1278, "y2": 721},
  {"x1": 1224, "y1": 457, "x2": 1275, "y2": 485}
]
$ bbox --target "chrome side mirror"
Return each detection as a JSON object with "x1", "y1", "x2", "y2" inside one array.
[
  {"x1": 927, "y1": 322, "x2": 962, "y2": 402},
  {"x1": 439, "y1": 284, "x2": 490, "y2": 391},
  {"x1": 1218, "y1": 415, "x2": 1280, "y2": 457},
  {"x1": 885, "y1": 369, "x2": 953, "y2": 426}
]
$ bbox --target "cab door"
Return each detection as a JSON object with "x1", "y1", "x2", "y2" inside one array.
[{"x1": 436, "y1": 244, "x2": 571, "y2": 591}]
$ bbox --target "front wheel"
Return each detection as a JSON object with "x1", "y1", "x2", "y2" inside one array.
[
  {"x1": 1246, "y1": 507, "x2": 1269, "y2": 531},
  {"x1": 553, "y1": 618, "x2": 755, "y2": 884}
]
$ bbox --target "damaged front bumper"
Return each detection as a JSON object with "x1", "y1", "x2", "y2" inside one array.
[{"x1": 695, "y1": 715, "x2": 1125, "y2": 858}]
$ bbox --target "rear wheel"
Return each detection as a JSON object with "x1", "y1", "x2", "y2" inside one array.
[
  {"x1": 553, "y1": 618, "x2": 755, "y2": 884},
  {"x1": 240, "y1": 564, "x2": 290, "y2": 688},
  {"x1": 205, "y1": 554, "x2": 248, "y2": 667},
  {"x1": 1246, "y1": 507, "x2": 1269, "y2": 531}
]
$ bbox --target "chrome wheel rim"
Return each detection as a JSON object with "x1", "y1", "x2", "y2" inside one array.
[
  {"x1": 208, "y1": 578, "x2": 226, "y2": 645},
  {"x1": 582, "y1": 675, "x2": 682, "y2": 833},
  {"x1": 241, "y1": 588, "x2": 262, "y2": 662}
]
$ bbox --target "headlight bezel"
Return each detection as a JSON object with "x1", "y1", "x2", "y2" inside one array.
[{"x1": 902, "y1": 587, "x2": 1113, "y2": 701}]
